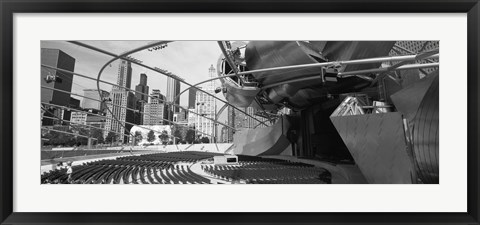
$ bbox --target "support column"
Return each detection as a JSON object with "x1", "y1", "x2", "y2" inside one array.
[{"x1": 87, "y1": 138, "x2": 93, "y2": 149}]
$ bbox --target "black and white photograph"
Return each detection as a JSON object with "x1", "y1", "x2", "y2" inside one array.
[{"x1": 40, "y1": 40, "x2": 439, "y2": 185}]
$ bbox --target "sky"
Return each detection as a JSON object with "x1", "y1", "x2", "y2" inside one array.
[{"x1": 40, "y1": 41, "x2": 224, "y2": 109}]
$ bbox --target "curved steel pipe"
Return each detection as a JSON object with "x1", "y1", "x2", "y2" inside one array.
[
  {"x1": 393, "y1": 44, "x2": 437, "y2": 64},
  {"x1": 337, "y1": 62, "x2": 439, "y2": 76},
  {"x1": 235, "y1": 53, "x2": 439, "y2": 76},
  {"x1": 262, "y1": 62, "x2": 440, "y2": 90},
  {"x1": 173, "y1": 52, "x2": 439, "y2": 111},
  {"x1": 173, "y1": 73, "x2": 239, "y2": 105},
  {"x1": 95, "y1": 41, "x2": 172, "y2": 142},
  {"x1": 40, "y1": 87, "x2": 216, "y2": 138},
  {"x1": 217, "y1": 41, "x2": 239, "y2": 75},
  {"x1": 215, "y1": 103, "x2": 228, "y2": 121},
  {"x1": 68, "y1": 41, "x2": 267, "y2": 127},
  {"x1": 368, "y1": 49, "x2": 439, "y2": 85},
  {"x1": 176, "y1": 53, "x2": 438, "y2": 88},
  {"x1": 40, "y1": 65, "x2": 235, "y2": 132}
]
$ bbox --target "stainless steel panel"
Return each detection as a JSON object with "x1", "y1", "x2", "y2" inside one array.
[
  {"x1": 390, "y1": 71, "x2": 438, "y2": 122},
  {"x1": 233, "y1": 116, "x2": 290, "y2": 156},
  {"x1": 390, "y1": 71, "x2": 439, "y2": 183},
  {"x1": 245, "y1": 41, "x2": 324, "y2": 85},
  {"x1": 412, "y1": 74, "x2": 439, "y2": 183},
  {"x1": 330, "y1": 113, "x2": 415, "y2": 183}
]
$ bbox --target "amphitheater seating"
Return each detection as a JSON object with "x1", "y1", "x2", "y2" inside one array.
[
  {"x1": 41, "y1": 150, "x2": 153, "y2": 160},
  {"x1": 203, "y1": 156, "x2": 332, "y2": 184},
  {"x1": 40, "y1": 152, "x2": 331, "y2": 184}
]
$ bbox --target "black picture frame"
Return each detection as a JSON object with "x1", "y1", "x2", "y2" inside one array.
[{"x1": 1, "y1": 1, "x2": 479, "y2": 224}]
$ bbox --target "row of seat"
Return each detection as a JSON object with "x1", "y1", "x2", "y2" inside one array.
[
  {"x1": 41, "y1": 152, "x2": 217, "y2": 184},
  {"x1": 203, "y1": 159, "x2": 332, "y2": 184},
  {"x1": 118, "y1": 151, "x2": 223, "y2": 163},
  {"x1": 41, "y1": 153, "x2": 332, "y2": 184},
  {"x1": 41, "y1": 150, "x2": 152, "y2": 160}
]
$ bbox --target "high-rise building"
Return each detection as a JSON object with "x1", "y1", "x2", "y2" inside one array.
[
  {"x1": 69, "y1": 97, "x2": 81, "y2": 109},
  {"x1": 82, "y1": 89, "x2": 110, "y2": 111},
  {"x1": 70, "y1": 111, "x2": 88, "y2": 125},
  {"x1": 70, "y1": 111, "x2": 105, "y2": 130},
  {"x1": 104, "y1": 60, "x2": 134, "y2": 143},
  {"x1": 187, "y1": 108, "x2": 196, "y2": 128},
  {"x1": 117, "y1": 60, "x2": 132, "y2": 89},
  {"x1": 135, "y1": 73, "x2": 149, "y2": 102},
  {"x1": 143, "y1": 89, "x2": 166, "y2": 126},
  {"x1": 41, "y1": 48, "x2": 75, "y2": 126},
  {"x1": 134, "y1": 73, "x2": 149, "y2": 125},
  {"x1": 193, "y1": 65, "x2": 217, "y2": 139},
  {"x1": 166, "y1": 74, "x2": 182, "y2": 112},
  {"x1": 188, "y1": 88, "x2": 197, "y2": 109},
  {"x1": 173, "y1": 108, "x2": 188, "y2": 124},
  {"x1": 62, "y1": 97, "x2": 81, "y2": 122},
  {"x1": 125, "y1": 92, "x2": 137, "y2": 131},
  {"x1": 86, "y1": 115, "x2": 106, "y2": 130}
]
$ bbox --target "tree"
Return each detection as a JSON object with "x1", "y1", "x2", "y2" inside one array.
[
  {"x1": 147, "y1": 130, "x2": 156, "y2": 143},
  {"x1": 47, "y1": 126, "x2": 76, "y2": 147},
  {"x1": 200, "y1": 137, "x2": 210, "y2": 143},
  {"x1": 172, "y1": 124, "x2": 187, "y2": 143},
  {"x1": 134, "y1": 131, "x2": 143, "y2": 145},
  {"x1": 194, "y1": 134, "x2": 202, "y2": 144},
  {"x1": 158, "y1": 130, "x2": 169, "y2": 145},
  {"x1": 75, "y1": 126, "x2": 89, "y2": 146},
  {"x1": 91, "y1": 128, "x2": 104, "y2": 144},
  {"x1": 173, "y1": 129, "x2": 182, "y2": 144},
  {"x1": 185, "y1": 129, "x2": 196, "y2": 144},
  {"x1": 105, "y1": 132, "x2": 117, "y2": 145}
]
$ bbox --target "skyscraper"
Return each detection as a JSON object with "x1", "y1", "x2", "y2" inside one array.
[
  {"x1": 41, "y1": 48, "x2": 76, "y2": 126},
  {"x1": 165, "y1": 74, "x2": 183, "y2": 125},
  {"x1": 135, "y1": 73, "x2": 149, "y2": 102},
  {"x1": 166, "y1": 74, "x2": 182, "y2": 112},
  {"x1": 188, "y1": 88, "x2": 197, "y2": 109},
  {"x1": 143, "y1": 89, "x2": 166, "y2": 126},
  {"x1": 134, "y1": 73, "x2": 149, "y2": 125},
  {"x1": 194, "y1": 65, "x2": 217, "y2": 140},
  {"x1": 104, "y1": 60, "x2": 134, "y2": 143},
  {"x1": 62, "y1": 97, "x2": 81, "y2": 122}
]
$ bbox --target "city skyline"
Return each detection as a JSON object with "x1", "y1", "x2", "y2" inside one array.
[{"x1": 40, "y1": 41, "x2": 224, "y2": 109}]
